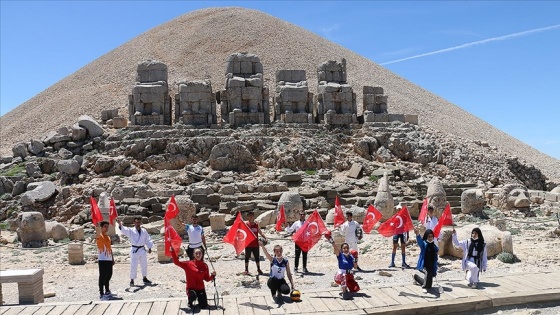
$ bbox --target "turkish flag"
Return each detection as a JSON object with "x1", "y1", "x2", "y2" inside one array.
[
  {"x1": 165, "y1": 195, "x2": 179, "y2": 222},
  {"x1": 362, "y1": 205, "x2": 383, "y2": 234},
  {"x1": 433, "y1": 203, "x2": 454, "y2": 238},
  {"x1": 223, "y1": 212, "x2": 257, "y2": 255},
  {"x1": 377, "y1": 206, "x2": 414, "y2": 237},
  {"x1": 164, "y1": 225, "x2": 183, "y2": 257},
  {"x1": 334, "y1": 196, "x2": 345, "y2": 228},
  {"x1": 109, "y1": 197, "x2": 118, "y2": 226},
  {"x1": 292, "y1": 210, "x2": 328, "y2": 252},
  {"x1": 90, "y1": 196, "x2": 103, "y2": 225},
  {"x1": 418, "y1": 198, "x2": 429, "y2": 223},
  {"x1": 275, "y1": 205, "x2": 286, "y2": 232}
]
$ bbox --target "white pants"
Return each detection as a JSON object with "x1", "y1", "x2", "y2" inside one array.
[
  {"x1": 130, "y1": 251, "x2": 148, "y2": 279},
  {"x1": 347, "y1": 241, "x2": 358, "y2": 262},
  {"x1": 465, "y1": 260, "x2": 480, "y2": 284}
]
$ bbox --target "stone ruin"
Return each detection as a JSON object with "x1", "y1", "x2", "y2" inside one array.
[
  {"x1": 362, "y1": 86, "x2": 418, "y2": 124},
  {"x1": 174, "y1": 79, "x2": 216, "y2": 126},
  {"x1": 216, "y1": 52, "x2": 270, "y2": 127},
  {"x1": 128, "y1": 60, "x2": 172, "y2": 125},
  {"x1": 272, "y1": 70, "x2": 314, "y2": 123},
  {"x1": 123, "y1": 54, "x2": 420, "y2": 128},
  {"x1": 315, "y1": 59, "x2": 358, "y2": 125}
]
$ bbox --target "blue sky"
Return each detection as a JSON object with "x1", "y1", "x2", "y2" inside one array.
[{"x1": 1, "y1": 1, "x2": 559, "y2": 159}]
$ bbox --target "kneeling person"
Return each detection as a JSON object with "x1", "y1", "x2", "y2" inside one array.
[
  {"x1": 259, "y1": 240, "x2": 295, "y2": 302},
  {"x1": 171, "y1": 247, "x2": 216, "y2": 309}
]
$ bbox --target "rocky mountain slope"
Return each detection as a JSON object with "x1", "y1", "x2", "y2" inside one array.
[{"x1": 1, "y1": 7, "x2": 558, "y2": 180}]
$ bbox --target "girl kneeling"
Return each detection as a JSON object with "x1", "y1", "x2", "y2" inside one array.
[{"x1": 259, "y1": 240, "x2": 295, "y2": 303}]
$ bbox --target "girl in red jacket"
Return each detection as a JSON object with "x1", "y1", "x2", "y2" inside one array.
[{"x1": 171, "y1": 247, "x2": 216, "y2": 309}]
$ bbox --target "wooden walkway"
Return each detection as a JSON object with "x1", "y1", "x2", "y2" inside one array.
[{"x1": 2, "y1": 271, "x2": 560, "y2": 315}]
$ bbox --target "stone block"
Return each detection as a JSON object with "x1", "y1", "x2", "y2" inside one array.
[
  {"x1": 68, "y1": 243, "x2": 84, "y2": 265},
  {"x1": 112, "y1": 117, "x2": 128, "y2": 128},
  {"x1": 78, "y1": 115, "x2": 104, "y2": 137},
  {"x1": 68, "y1": 226, "x2": 85, "y2": 241},
  {"x1": 157, "y1": 241, "x2": 172, "y2": 263},
  {"x1": 101, "y1": 109, "x2": 119, "y2": 122},
  {"x1": 545, "y1": 193, "x2": 559, "y2": 202},
  {"x1": 209, "y1": 213, "x2": 226, "y2": 231},
  {"x1": 278, "y1": 173, "x2": 302, "y2": 182},
  {"x1": 404, "y1": 115, "x2": 419, "y2": 125},
  {"x1": 388, "y1": 114, "x2": 405, "y2": 122},
  {"x1": 21, "y1": 181, "x2": 57, "y2": 206},
  {"x1": 347, "y1": 163, "x2": 363, "y2": 179}
]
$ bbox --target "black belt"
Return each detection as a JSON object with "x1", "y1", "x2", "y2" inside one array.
[{"x1": 131, "y1": 245, "x2": 145, "y2": 253}]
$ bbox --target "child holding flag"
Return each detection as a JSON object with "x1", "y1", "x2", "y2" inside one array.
[
  {"x1": 325, "y1": 232, "x2": 360, "y2": 300},
  {"x1": 413, "y1": 228, "x2": 438, "y2": 293}
]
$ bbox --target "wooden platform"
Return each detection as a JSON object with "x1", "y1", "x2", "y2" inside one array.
[{"x1": 1, "y1": 271, "x2": 560, "y2": 315}]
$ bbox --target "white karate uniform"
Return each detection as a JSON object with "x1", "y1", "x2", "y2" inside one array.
[
  {"x1": 452, "y1": 233, "x2": 487, "y2": 285},
  {"x1": 340, "y1": 220, "x2": 360, "y2": 258},
  {"x1": 120, "y1": 226, "x2": 154, "y2": 279}
]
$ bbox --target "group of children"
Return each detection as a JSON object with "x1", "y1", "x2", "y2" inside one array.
[{"x1": 95, "y1": 205, "x2": 488, "y2": 308}]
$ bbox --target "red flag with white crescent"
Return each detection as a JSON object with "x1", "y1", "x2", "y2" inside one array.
[
  {"x1": 377, "y1": 206, "x2": 414, "y2": 237},
  {"x1": 334, "y1": 196, "x2": 345, "y2": 228},
  {"x1": 292, "y1": 210, "x2": 328, "y2": 252},
  {"x1": 418, "y1": 198, "x2": 429, "y2": 223},
  {"x1": 362, "y1": 204, "x2": 383, "y2": 234},
  {"x1": 164, "y1": 225, "x2": 183, "y2": 257},
  {"x1": 90, "y1": 196, "x2": 103, "y2": 225},
  {"x1": 433, "y1": 203, "x2": 454, "y2": 238},
  {"x1": 223, "y1": 212, "x2": 257, "y2": 255},
  {"x1": 165, "y1": 195, "x2": 179, "y2": 222},
  {"x1": 109, "y1": 197, "x2": 118, "y2": 226},
  {"x1": 275, "y1": 205, "x2": 286, "y2": 232}
]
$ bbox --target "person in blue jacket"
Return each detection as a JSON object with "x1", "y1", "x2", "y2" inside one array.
[{"x1": 413, "y1": 228, "x2": 438, "y2": 293}]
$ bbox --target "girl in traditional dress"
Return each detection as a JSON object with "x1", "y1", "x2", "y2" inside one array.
[
  {"x1": 452, "y1": 227, "x2": 487, "y2": 288},
  {"x1": 326, "y1": 232, "x2": 360, "y2": 300}
]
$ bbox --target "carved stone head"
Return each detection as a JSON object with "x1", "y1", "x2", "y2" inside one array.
[
  {"x1": 498, "y1": 184, "x2": 530, "y2": 210},
  {"x1": 426, "y1": 177, "x2": 447, "y2": 212}
]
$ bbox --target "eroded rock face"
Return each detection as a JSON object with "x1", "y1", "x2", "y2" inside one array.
[
  {"x1": 374, "y1": 173, "x2": 394, "y2": 220},
  {"x1": 426, "y1": 177, "x2": 447, "y2": 212},
  {"x1": 461, "y1": 189, "x2": 485, "y2": 214},
  {"x1": 438, "y1": 224, "x2": 513, "y2": 258},
  {"x1": 277, "y1": 192, "x2": 304, "y2": 223},
  {"x1": 208, "y1": 142, "x2": 256, "y2": 172},
  {"x1": 498, "y1": 184, "x2": 530, "y2": 211},
  {"x1": 17, "y1": 212, "x2": 47, "y2": 248}
]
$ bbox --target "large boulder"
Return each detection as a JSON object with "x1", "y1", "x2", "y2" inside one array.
[
  {"x1": 21, "y1": 181, "x2": 57, "y2": 206},
  {"x1": 51, "y1": 222, "x2": 69, "y2": 241},
  {"x1": 461, "y1": 189, "x2": 486, "y2": 214},
  {"x1": 0, "y1": 177, "x2": 14, "y2": 195},
  {"x1": 57, "y1": 159, "x2": 81, "y2": 175},
  {"x1": 28, "y1": 139, "x2": 45, "y2": 155},
  {"x1": 277, "y1": 192, "x2": 303, "y2": 223},
  {"x1": 17, "y1": 212, "x2": 47, "y2": 248},
  {"x1": 208, "y1": 142, "x2": 256, "y2": 172},
  {"x1": 12, "y1": 142, "x2": 28, "y2": 160},
  {"x1": 78, "y1": 115, "x2": 104, "y2": 137},
  {"x1": 438, "y1": 224, "x2": 513, "y2": 258},
  {"x1": 255, "y1": 210, "x2": 276, "y2": 228}
]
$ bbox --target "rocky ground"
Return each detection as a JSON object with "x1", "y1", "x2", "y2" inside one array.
[{"x1": 1, "y1": 211, "x2": 559, "y2": 311}]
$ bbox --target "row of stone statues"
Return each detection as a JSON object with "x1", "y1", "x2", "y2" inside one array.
[{"x1": 128, "y1": 53, "x2": 418, "y2": 127}]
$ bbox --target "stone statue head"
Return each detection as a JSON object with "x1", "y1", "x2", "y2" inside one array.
[
  {"x1": 498, "y1": 184, "x2": 530, "y2": 211},
  {"x1": 373, "y1": 172, "x2": 395, "y2": 220},
  {"x1": 426, "y1": 177, "x2": 446, "y2": 212}
]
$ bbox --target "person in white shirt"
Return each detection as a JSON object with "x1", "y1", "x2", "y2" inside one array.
[
  {"x1": 117, "y1": 217, "x2": 154, "y2": 286},
  {"x1": 184, "y1": 214, "x2": 206, "y2": 260},
  {"x1": 424, "y1": 206, "x2": 438, "y2": 231},
  {"x1": 339, "y1": 211, "x2": 361, "y2": 270},
  {"x1": 285, "y1": 211, "x2": 308, "y2": 273}
]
